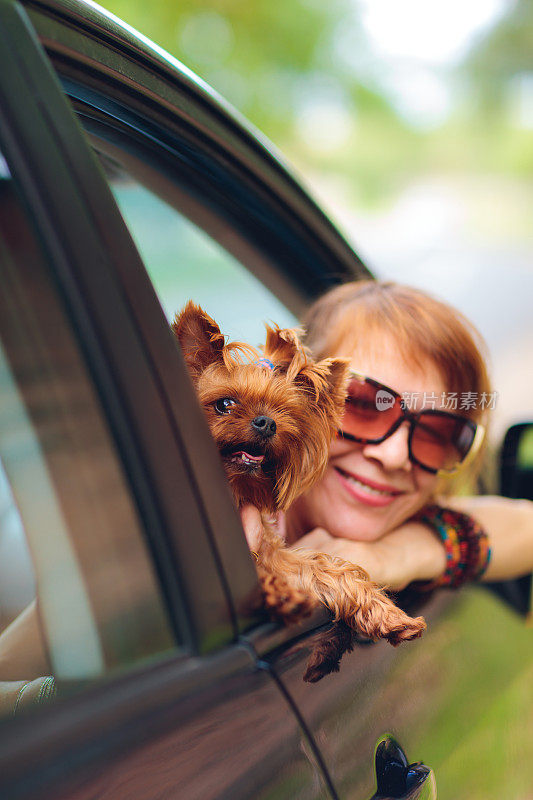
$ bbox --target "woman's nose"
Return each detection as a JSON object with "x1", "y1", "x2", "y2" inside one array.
[{"x1": 362, "y1": 422, "x2": 412, "y2": 472}]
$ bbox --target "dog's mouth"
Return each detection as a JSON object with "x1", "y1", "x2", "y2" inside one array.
[{"x1": 221, "y1": 442, "x2": 268, "y2": 470}]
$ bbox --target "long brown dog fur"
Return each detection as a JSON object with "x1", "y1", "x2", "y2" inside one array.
[{"x1": 173, "y1": 302, "x2": 425, "y2": 680}]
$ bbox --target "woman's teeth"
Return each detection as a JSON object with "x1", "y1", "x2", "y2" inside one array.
[{"x1": 343, "y1": 474, "x2": 394, "y2": 496}]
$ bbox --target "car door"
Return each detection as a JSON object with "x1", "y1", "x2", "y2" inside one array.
[
  {"x1": 14, "y1": 2, "x2": 533, "y2": 800},
  {"x1": 0, "y1": 3, "x2": 336, "y2": 798}
]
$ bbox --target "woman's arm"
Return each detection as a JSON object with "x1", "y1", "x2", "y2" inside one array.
[
  {"x1": 0, "y1": 600, "x2": 51, "y2": 681},
  {"x1": 240, "y1": 497, "x2": 533, "y2": 591},
  {"x1": 284, "y1": 496, "x2": 533, "y2": 591},
  {"x1": 239, "y1": 504, "x2": 446, "y2": 590},
  {"x1": 292, "y1": 523, "x2": 446, "y2": 591}
]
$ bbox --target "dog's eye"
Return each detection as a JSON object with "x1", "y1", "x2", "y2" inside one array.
[{"x1": 214, "y1": 397, "x2": 236, "y2": 414}]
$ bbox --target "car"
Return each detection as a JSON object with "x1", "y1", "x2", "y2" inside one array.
[{"x1": 0, "y1": 0, "x2": 531, "y2": 798}]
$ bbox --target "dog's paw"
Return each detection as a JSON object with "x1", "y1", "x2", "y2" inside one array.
[
  {"x1": 355, "y1": 603, "x2": 426, "y2": 645},
  {"x1": 342, "y1": 587, "x2": 427, "y2": 646},
  {"x1": 383, "y1": 612, "x2": 426, "y2": 646}
]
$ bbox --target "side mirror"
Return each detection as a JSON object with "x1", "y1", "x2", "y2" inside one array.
[
  {"x1": 488, "y1": 422, "x2": 533, "y2": 616},
  {"x1": 500, "y1": 422, "x2": 533, "y2": 501}
]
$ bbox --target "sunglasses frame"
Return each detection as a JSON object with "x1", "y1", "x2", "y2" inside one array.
[{"x1": 340, "y1": 371, "x2": 485, "y2": 476}]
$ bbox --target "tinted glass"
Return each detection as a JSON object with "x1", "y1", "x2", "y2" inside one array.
[{"x1": 0, "y1": 149, "x2": 175, "y2": 718}]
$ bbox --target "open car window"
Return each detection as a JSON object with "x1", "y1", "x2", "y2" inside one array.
[{"x1": 95, "y1": 149, "x2": 298, "y2": 345}]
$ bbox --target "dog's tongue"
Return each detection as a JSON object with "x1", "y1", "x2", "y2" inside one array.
[{"x1": 231, "y1": 451, "x2": 265, "y2": 464}]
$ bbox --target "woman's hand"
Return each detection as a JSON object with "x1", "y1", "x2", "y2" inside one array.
[
  {"x1": 293, "y1": 496, "x2": 533, "y2": 590},
  {"x1": 293, "y1": 522, "x2": 446, "y2": 591}
]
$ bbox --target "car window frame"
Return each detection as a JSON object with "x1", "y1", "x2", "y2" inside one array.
[
  {"x1": 0, "y1": 0, "x2": 240, "y2": 655},
  {"x1": 0, "y1": 170, "x2": 179, "y2": 676}
]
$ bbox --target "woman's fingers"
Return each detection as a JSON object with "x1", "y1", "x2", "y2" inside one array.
[{"x1": 239, "y1": 505, "x2": 264, "y2": 551}]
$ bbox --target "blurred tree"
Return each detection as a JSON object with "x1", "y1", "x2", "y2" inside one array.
[
  {"x1": 457, "y1": 0, "x2": 533, "y2": 177},
  {"x1": 102, "y1": 0, "x2": 413, "y2": 201},
  {"x1": 463, "y1": 0, "x2": 533, "y2": 114}
]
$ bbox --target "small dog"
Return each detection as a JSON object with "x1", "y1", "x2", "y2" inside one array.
[{"x1": 174, "y1": 302, "x2": 425, "y2": 680}]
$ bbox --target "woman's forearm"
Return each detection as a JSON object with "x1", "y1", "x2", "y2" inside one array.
[
  {"x1": 292, "y1": 522, "x2": 446, "y2": 591},
  {"x1": 249, "y1": 496, "x2": 533, "y2": 592},
  {"x1": 290, "y1": 495, "x2": 533, "y2": 590}
]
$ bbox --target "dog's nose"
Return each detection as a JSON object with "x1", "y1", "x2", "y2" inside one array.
[{"x1": 252, "y1": 415, "x2": 277, "y2": 438}]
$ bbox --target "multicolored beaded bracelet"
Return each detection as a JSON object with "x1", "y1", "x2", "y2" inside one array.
[{"x1": 413, "y1": 504, "x2": 492, "y2": 590}]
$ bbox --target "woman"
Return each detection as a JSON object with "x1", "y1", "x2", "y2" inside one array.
[{"x1": 243, "y1": 280, "x2": 533, "y2": 593}]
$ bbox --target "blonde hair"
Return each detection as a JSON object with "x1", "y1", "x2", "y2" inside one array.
[{"x1": 303, "y1": 280, "x2": 491, "y2": 423}]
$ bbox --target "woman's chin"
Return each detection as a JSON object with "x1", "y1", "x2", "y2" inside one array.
[
  {"x1": 325, "y1": 486, "x2": 421, "y2": 542},
  {"x1": 329, "y1": 509, "x2": 392, "y2": 542}
]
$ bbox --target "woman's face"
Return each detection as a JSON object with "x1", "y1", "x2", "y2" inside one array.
[{"x1": 290, "y1": 333, "x2": 447, "y2": 542}]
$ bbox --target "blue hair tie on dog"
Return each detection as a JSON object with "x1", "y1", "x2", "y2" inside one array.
[{"x1": 255, "y1": 358, "x2": 275, "y2": 371}]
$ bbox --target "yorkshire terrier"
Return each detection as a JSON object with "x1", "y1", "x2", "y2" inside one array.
[{"x1": 173, "y1": 302, "x2": 425, "y2": 681}]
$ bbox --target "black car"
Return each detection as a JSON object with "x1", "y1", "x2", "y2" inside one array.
[{"x1": 0, "y1": 1, "x2": 531, "y2": 798}]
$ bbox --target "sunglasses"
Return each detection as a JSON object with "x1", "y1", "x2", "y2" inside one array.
[{"x1": 339, "y1": 371, "x2": 485, "y2": 475}]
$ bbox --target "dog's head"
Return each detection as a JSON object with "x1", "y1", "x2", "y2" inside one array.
[{"x1": 173, "y1": 301, "x2": 348, "y2": 513}]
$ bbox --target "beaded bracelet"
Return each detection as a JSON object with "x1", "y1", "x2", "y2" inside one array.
[{"x1": 413, "y1": 504, "x2": 491, "y2": 590}]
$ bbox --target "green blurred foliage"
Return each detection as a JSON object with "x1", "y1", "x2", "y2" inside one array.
[
  {"x1": 100, "y1": 0, "x2": 411, "y2": 204},
  {"x1": 100, "y1": 0, "x2": 533, "y2": 205},
  {"x1": 103, "y1": 0, "x2": 358, "y2": 135},
  {"x1": 396, "y1": 587, "x2": 533, "y2": 800},
  {"x1": 463, "y1": 0, "x2": 533, "y2": 110}
]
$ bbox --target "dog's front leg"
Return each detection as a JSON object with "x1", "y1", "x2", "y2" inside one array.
[
  {"x1": 259, "y1": 546, "x2": 425, "y2": 680},
  {"x1": 290, "y1": 549, "x2": 426, "y2": 643},
  {"x1": 255, "y1": 521, "x2": 318, "y2": 625}
]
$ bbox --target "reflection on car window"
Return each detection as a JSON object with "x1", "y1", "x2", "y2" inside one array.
[
  {"x1": 0, "y1": 149, "x2": 175, "y2": 718},
  {"x1": 106, "y1": 164, "x2": 297, "y2": 347},
  {"x1": 0, "y1": 460, "x2": 35, "y2": 633}
]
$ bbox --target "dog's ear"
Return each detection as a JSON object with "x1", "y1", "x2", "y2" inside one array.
[
  {"x1": 298, "y1": 357, "x2": 350, "y2": 415},
  {"x1": 172, "y1": 301, "x2": 225, "y2": 382},
  {"x1": 316, "y1": 357, "x2": 350, "y2": 402},
  {"x1": 263, "y1": 325, "x2": 308, "y2": 372}
]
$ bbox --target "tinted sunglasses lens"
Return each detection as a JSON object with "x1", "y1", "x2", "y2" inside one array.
[
  {"x1": 411, "y1": 413, "x2": 476, "y2": 471},
  {"x1": 343, "y1": 378, "x2": 400, "y2": 440}
]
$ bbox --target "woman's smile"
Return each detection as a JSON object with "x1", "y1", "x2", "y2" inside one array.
[{"x1": 334, "y1": 466, "x2": 403, "y2": 507}]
